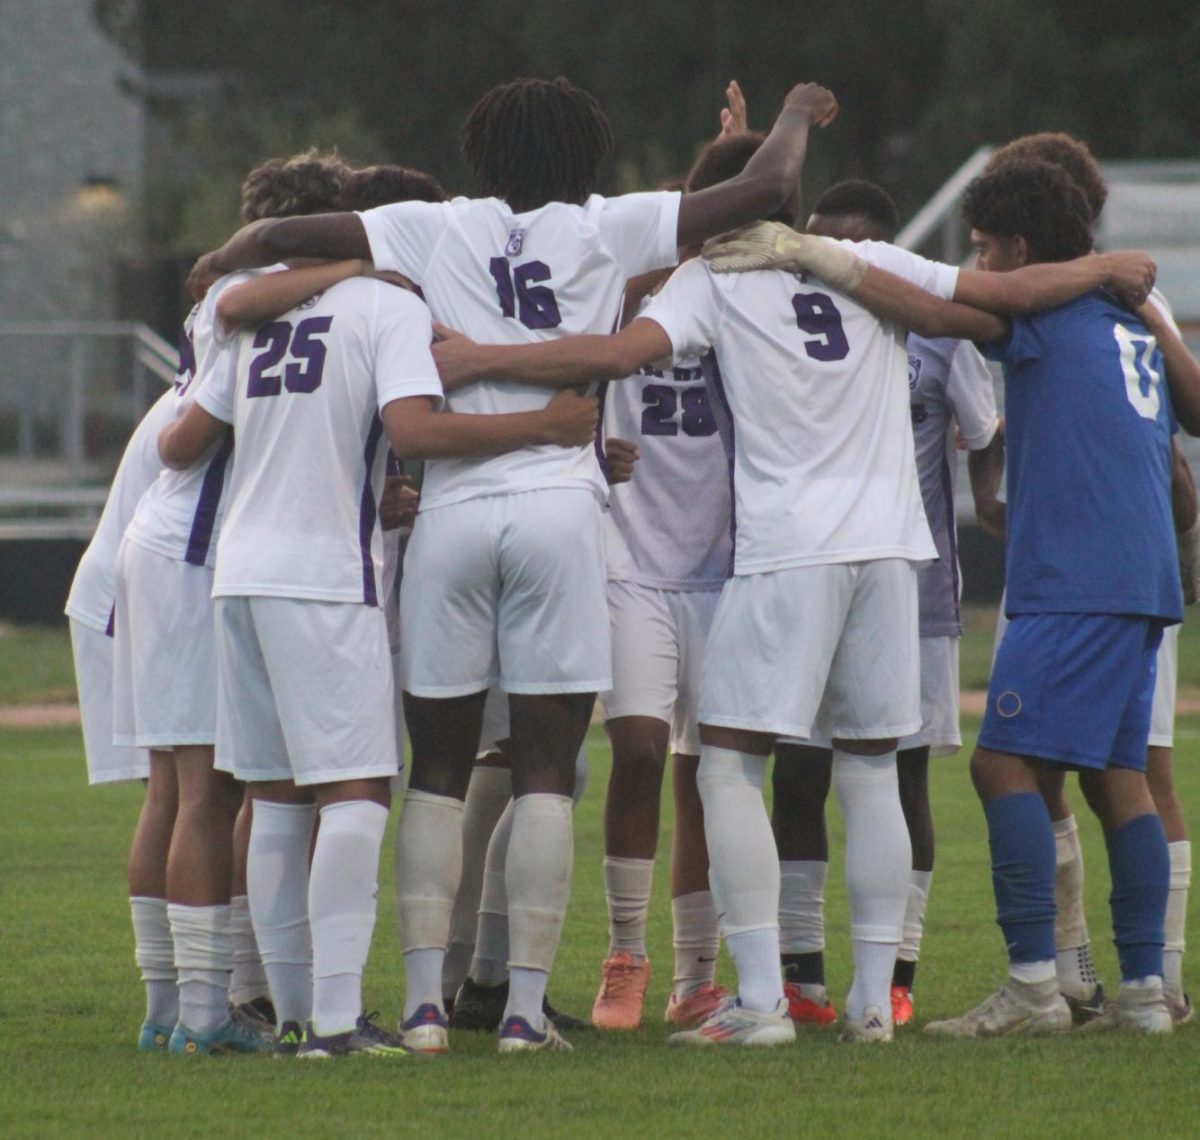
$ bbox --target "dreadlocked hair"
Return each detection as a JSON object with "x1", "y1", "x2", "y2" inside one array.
[
  {"x1": 240, "y1": 149, "x2": 350, "y2": 222},
  {"x1": 460, "y1": 77, "x2": 614, "y2": 212},
  {"x1": 962, "y1": 159, "x2": 1094, "y2": 263},
  {"x1": 338, "y1": 165, "x2": 446, "y2": 211}
]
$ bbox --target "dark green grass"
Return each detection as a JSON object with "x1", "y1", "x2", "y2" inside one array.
[
  {"x1": 0, "y1": 624, "x2": 78, "y2": 705},
  {"x1": 1, "y1": 715, "x2": 1199, "y2": 1138}
]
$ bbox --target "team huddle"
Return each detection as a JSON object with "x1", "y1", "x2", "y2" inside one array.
[{"x1": 66, "y1": 75, "x2": 1196, "y2": 1058}]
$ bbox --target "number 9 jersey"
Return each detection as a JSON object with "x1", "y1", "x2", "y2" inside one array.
[{"x1": 197, "y1": 278, "x2": 442, "y2": 605}]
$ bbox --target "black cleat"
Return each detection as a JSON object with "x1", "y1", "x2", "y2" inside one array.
[
  {"x1": 1064, "y1": 983, "x2": 1107, "y2": 1025},
  {"x1": 297, "y1": 1012, "x2": 410, "y2": 1058},
  {"x1": 451, "y1": 978, "x2": 508, "y2": 1031}
]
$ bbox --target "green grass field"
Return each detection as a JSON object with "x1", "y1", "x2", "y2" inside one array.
[{"x1": 1, "y1": 621, "x2": 1198, "y2": 1138}]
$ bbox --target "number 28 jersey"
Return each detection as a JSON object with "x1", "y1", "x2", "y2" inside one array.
[
  {"x1": 359, "y1": 192, "x2": 681, "y2": 512},
  {"x1": 197, "y1": 278, "x2": 442, "y2": 604},
  {"x1": 643, "y1": 243, "x2": 958, "y2": 575}
]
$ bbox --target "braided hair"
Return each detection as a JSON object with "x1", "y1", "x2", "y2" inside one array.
[{"x1": 460, "y1": 77, "x2": 614, "y2": 212}]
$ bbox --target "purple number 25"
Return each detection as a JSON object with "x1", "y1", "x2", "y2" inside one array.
[{"x1": 247, "y1": 316, "x2": 333, "y2": 398}]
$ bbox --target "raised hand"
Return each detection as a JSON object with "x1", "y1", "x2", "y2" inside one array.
[
  {"x1": 784, "y1": 82, "x2": 838, "y2": 128},
  {"x1": 718, "y1": 79, "x2": 748, "y2": 137}
]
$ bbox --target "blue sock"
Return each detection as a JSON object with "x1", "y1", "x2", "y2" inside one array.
[
  {"x1": 1105, "y1": 813, "x2": 1169, "y2": 982},
  {"x1": 983, "y1": 792, "x2": 1056, "y2": 966}
]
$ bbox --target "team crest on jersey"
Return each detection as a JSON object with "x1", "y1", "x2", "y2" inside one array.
[
  {"x1": 298, "y1": 292, "x2": 322, "y2": 310},
  {"x1": 505, "y1": 228, "x2": 525, "y2": 256},
  {"x1": 907, "y1": 355, "x2": 922, "y2": 390}
]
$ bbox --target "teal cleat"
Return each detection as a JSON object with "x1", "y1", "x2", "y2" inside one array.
[
  {"x1": 138, "y1": 1020, "x2": 173, "y2": 1052},
  {"x1": 168, "y1": 1017, "x2": 275, "y2": 1056}
]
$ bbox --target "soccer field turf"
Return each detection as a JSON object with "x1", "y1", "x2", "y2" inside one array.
[{"x1": 1, "y1": 628, "x2": 1198, "y2": 1138}]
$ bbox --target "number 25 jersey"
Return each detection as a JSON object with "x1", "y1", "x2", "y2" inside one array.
[
  {"x1": 643, "y1": 243, "x2": 958, "y2": 575},
  {"x1": 359, "y1": 192, "x2": 680, "y2": 512}
]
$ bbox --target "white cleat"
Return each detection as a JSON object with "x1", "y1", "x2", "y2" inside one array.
[
  {"x1": 1167, "y1": 991, "x2": 1194, "y2": 1025},
  {"x1": 839, "y1": 1005, "x2": 894, "y2": 1043},
  {"x1": 668, "y1": 996, "x2": 795, "y2": 1048},
  {"x1": 497, "y1": 1015, "x2": 573, "y2": 1054},
  {"x1": 924, "y1": 979, "x2": 1071, "y2": 1039},
  {"x1": 1080, "y1": 980, "x2": 1173, "y2": 1035}
]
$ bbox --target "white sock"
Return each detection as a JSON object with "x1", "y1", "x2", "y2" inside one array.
[
  {"x1": 228, "y1": 894, "x2": 269, "y2": 1007},
  {"x1": 404, "y1": 949, "x2": 446, "y2": 1020},
  {"x1": 247, "y1": 800, "x2": 315, "y2": 1030},
  {"x1": 897, "y1": 869, "x2": 933, "y2": 963},
  {"x1": 168, "y1": 903, "x2": 233, "y2": 1035},
  {"x1": 1052, "y1": 814, "x2": 1089, "y2": 946},
  {"x1": 309, "y1": 800, "x2": 388, "y2": 1037},
  {"x1": 833, "y1": 750, "x2": 908, "y2": 1021},
  {"x1": 697, "y1": 747, "x2": 780, "y2": 1008},
  {"x1": 672, "y1": 890, "x2": 720, "y2": 997},
  {"x1": 506, "y1": 794, "x2": 574, "y2": 974},
  {"x1": 1011, "y1": 960, "x2": 1058, "y2": 986},
  {"x1": 394, "y1": 790, "x2": 463, "y2": 1015},
  {"x1": 605, "y1": 856, "x2": 654, "y2": 961},
  {"x1": 445, "y1": 767, "x2": 512, "y2": 998},
  {"x1": 130, "y1": 896, "x2": 177, "y2": 1027},
  {"x1": 470, "y1": 798, "x2": 513, "y2": 987},
  {"x1": 726, "y1": 928, "x2": 783, "y2": 1013},
  {"x1": 1165, "y1": 840, "x2": 1191, "y2": 1003},
  {"x1": 778, "y1": 860, "x2": 828, "y2": 955},
  {"x1": 505, "y1": 966, "x2": 549, "y2": 1031},
  {"x1": 573, "y1": 742, "x2": 589, "y2": 806}
]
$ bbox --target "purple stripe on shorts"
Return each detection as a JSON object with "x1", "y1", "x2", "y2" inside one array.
[
  {"x1": 359, "y1": 415, "x2": 385, "y2": 606},
  {"x1": 184, "y1": 431, "x2": 234, "y2": 567},
  {"x1": 106, "y1": 603, "x2": 115, "y2": 638},
  {"x1": 940, "y1": 452, "x2": 961, "y2": 633},
  {"x1": 703, "y1": 349, "x2": 737, "y2": 577}
]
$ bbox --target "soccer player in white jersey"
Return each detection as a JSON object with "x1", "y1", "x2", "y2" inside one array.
[
  {"x1": 159, "y1": 200, "x2": 599, "y2": 1058},
  {"x1": 112, "y1": 153, "x2": 348, "y2": 1055},
  {"x1": 188, "y1": 75, "x2": 839, "y2": 1053},
  {"x1": 65, "y1": 385, "x2": 178, "y2": 1049},
  {"x1": 767, "y1": 179, "x2": 1003, "y2": 1029}
]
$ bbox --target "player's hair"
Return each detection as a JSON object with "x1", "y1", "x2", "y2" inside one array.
[
  {"x1": 337, "y1": 165, "x2": 446, "y2": 211},
  {"x1": 809, "y1": 179, "x2": 899, "y2": 242},
  {"x1": 460, "y1": 77, "x2": 614, "y2": 212},
  {"x1": 240, "y1": 149, "x2": 350, "y2": 222},
  {"x1": 685, "y1": 132, "x2": 767, "y2": 195},
  {"x1": 961, "y1": 160, "x2": 1094, "y2": 263},
  {"x1": 983, "y1": 132, "x2": 1107, "y2": 225}
]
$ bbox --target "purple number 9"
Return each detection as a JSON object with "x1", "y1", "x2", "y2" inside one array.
[{"x1": 791, "y1": 291, "x2": 849, "y2": 362}]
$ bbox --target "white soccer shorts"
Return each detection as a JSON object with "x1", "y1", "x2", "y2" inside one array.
[
  {"x1": 399, "y1": 488, "x2": 612, "y2": 697},
  {"x1": 477, "y1": 686, "x2": 510, "y2": 758},
  {"x1": 896, "y1": 635, "x2": 961, "y2": 756},
  {"x1": 70, "y1": 618, "x2": 149, "y2": 783},
  {"x1": 112, "y1": 539, "x2": 218, "y2": 748},
  {"x1": 700, "y1": 559, "x2": 921, "y2": 741},
  {"x1": 601, "y1": 580, "x2": 721, "y2": 757},
  {"x1": 214, "y1": 596, "x2": 399, "y2": 786}
]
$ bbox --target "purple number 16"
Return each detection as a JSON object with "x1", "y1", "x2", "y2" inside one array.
[
  {"x1": 488, "y1": 258, "x2": 562, "y2": 330},
  {"x1": 247, "y1": 316, "x2": 334, "y2": 398}
]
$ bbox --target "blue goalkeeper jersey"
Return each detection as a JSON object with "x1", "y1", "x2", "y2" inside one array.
[{"x1": 981, "y1": 291, "x2": 1182, "y2": 623}]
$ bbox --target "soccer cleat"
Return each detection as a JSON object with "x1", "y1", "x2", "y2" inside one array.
[
  {"x1": 543, "y1": 997, "x2": 588, "y2": 1032},
  {"x1": 231, "y1": 995, "x2": 276, "y2": 1029},
  {"x1": 297, "y1": 1013, "x2": 410, "y2": 1059},
  {"x1": 399, "y1": 1002, "x2": 450, "y2": 1054},
  {"x1": 168, "y1": 1017, "x2": 275, "y2": 1055},
  {"x1": 451, "y1": 978, "x2": 507, "y2": 1031},
  {"x1": 664, "y1": 983, "x2": 730, "y2": 1029},
  {"x1": 1168, "y1": 992, "x2": 1194, "y2": 1025},
  {"x1": 890, "y1": 985, "x2": 914, "y2": 1027},
  {"x1": 840, "y1": 1005, "x2": 894, "y2": 1043},
  {"x1": 497, "y1": 1015, "x2": 573, "y2": 1054},
  {"x1": 592, "y1": 952, "x2": 651, "y2": 1030},
  {"x1": 273, "y1": 1020, "x2": 305, "y2": 1057},
  {"x1": 783, "y1": 981, "x2": 838, "y2": 1026},
  {"x1": 924, "y1": 979, "x2": 1072, "y2": 1039},
  {"x1": 1063, "y1": 982, "x2": 1107, "y2": 1025},
  {"x1": 137, "y1": 1020, "x2": 172, "y2": 1052},
  {"x1": 1079, "y1": 981, "x2": 1173, "y2": 1035},
  {"x1": 668, "y1": 996, "x2": 795, "y2": 1048}
]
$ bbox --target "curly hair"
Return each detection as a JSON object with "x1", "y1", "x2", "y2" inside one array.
[
  {"x1": 961, "y1": 160, "x2": 1095, "y2": 263},
  {"x1": 337, "y1": 165, "x2": 446, "y2": 211},
  {"x1": 240, "y1": 149, "x2": 351, "y2": 223},
  {"x1": 460, "y1": 77, "x2": 614, "y2": 212},
  {"x1": 809, "y1": 179, "x2": 899, "y2": 242},
  {"x1": 984, "y1": 132, "x2": 1107, "y2": 225},
  {"x1": 685, "y1": 132, "x2": 767, "y2": 194}
]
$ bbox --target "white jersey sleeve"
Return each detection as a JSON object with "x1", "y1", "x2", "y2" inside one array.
[
  {"x1": 851, "y1": 240, "x2": 960, "y2": 300},
  {"x1": 943, "y1": 340, "x2": 999, "y2": 449},
  {"x1": 357, "y1": 200, "x2": 449, "y2": 283},
  {"x1": 591, "y1": 190, "x2": 681, "y2": 278},
  {"x1": 374, "y1": 295, "x2": 443, "y2": 410},
  {"x1": 640, "y1": 258, "x2": 723, "y2": 362}
]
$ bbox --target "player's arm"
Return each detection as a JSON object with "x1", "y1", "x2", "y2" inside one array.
[
  {"x1": 968, "y1": 419, "x2": 1006, "y2": 539},
  {"x1": 432, "y1": 318, "x2": 673, "y2": 391},
  {"x1": 215, "y1": 260, "x2": 369, "y2": 333},
  {"x1": 676, "y1": 82, "x2": 837, "y2": 249},
  {"x1": 382, "y1": 389, "x2": 600, "y2": 461},
  {"x1": 157, "y1": 403, "x2": 229, "y2": 470},
  {"x1": 952, "y1": 252, "x2": 1156, "y2": 316},
  {"x1": 188, "y1": 213, "x2": 370, "y2": 299},
  {"x1": 1138, "y1": 300, "x2": 1200, "y2": 435}
]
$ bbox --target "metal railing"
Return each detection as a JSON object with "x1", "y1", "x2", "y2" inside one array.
[{"x1": 895, "y1": 145, "x2": 995, "y2": 258}]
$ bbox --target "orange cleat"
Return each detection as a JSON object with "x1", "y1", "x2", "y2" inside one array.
[
  {"x1": 783, "y1": 981, "x2": 838, "y2": 1026},
  {"x1": 592, "y1": 952, "x2": 651, "y2": 1030},
  {"x1": 890, "y1": 985, "x2": 914, "y2": 1027},
  {"x1": 664, "y1": 982, "x2": 730, "y2": 1029}
]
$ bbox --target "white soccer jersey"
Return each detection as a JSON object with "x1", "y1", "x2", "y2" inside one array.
[
  {"x1": 643, "y1": 242, "x2": 958, "y2": 573},
  {"x1": 359, "y1": 192, "x2": 680, "y2": 512},
  {"x1": 908, "y1": 334, "x2": 999, "y2": 637},
  {"x1": 122, "y1": 269, "x2": 277, "y2": 567},
  {"x1": 603, "y1": 325, "x2": 733, "y2": 590},
  {"x1": 198, "y1": 277, "x2": 442, "y2": 604},
  {"x1": 64, "y1": 388, "x2": 178, "y2": 633}
]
